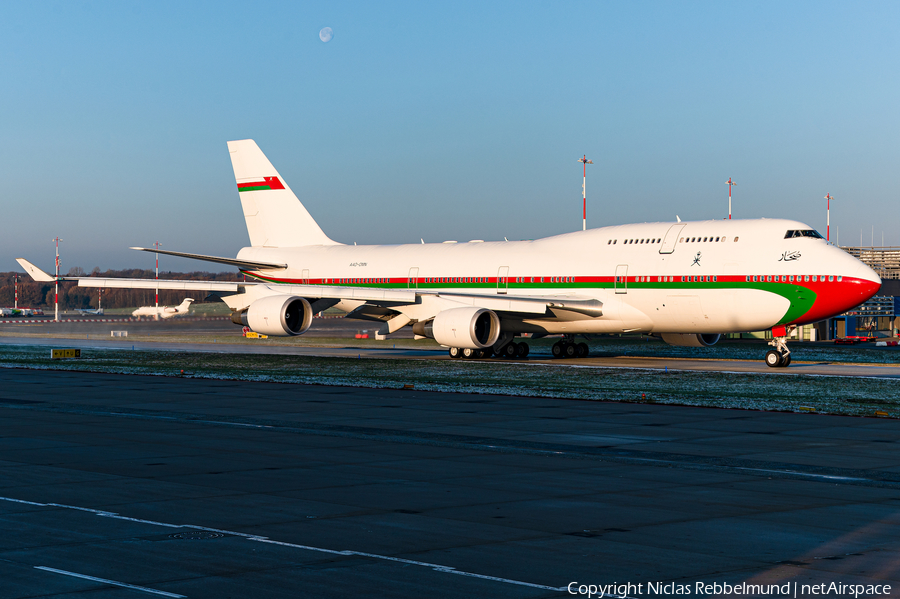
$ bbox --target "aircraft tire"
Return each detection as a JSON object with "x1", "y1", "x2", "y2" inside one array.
[
  {"x1": 449, "y1": 347, "x2": 461, "y2": 359},
  {"x1": 781, "y1": 353, "x2": 791, "y2": 367},
  {"x1": 462, "y1": 348, "x2": 476, "y2": 359},
  {"x1": 551, "y1": 342, "x2": 564, "y2": 358},
  {"x1": 576, "y1": 342, "x2": 589, "y2": 358},
  {"x1": 564, "y1": 343, "x2": 577, "y2": 358},
  {"x1": 516, "y1": 342, "x2": 529, "y2": 358},
  {"x1": 765, "y1": 350, "x2": 782, "y2": 368},
  {"x1": 502, "y1": 343, "x2": 519, "y2": 359}
]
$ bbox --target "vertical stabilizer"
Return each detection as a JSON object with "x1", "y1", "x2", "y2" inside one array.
[{"x1": 227, "y1": 140, "x2": 338, "y2": 247}]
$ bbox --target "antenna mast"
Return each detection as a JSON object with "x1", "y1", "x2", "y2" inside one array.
[
  {"x1": 52, "y1": 237, "x2": 62, "y2": 321},
  {"x1": 578, "y1": 155, "x2": 593, "y2": 231},
  {"x1": 726, "y1": 178, "x2": 736, "y2": 219},
  {"x1": 154, "y1": 241, "x2": 161, "y2": 308}
]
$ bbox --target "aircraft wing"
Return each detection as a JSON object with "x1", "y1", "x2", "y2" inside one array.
[
  {"x1": 16, "y1": 258, "x2": 599, "y2": 318},
  {"x1": 423, "y1": 292, "x2": 602, "y2": 316}
]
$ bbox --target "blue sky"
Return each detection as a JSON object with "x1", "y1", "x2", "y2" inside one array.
[{"x1": 2, "y1": 1, "x2": 898, "y2": 271}]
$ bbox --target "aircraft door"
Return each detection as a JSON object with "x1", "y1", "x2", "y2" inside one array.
[
  {"x1": 408, "y1": 267, "x2": 419, "y2": 289},
  {"x1": 660, "y1": 224, "x2": 686, "y2": 254},
  {"x1": 497, "y1": 266, "x2": 509, "y2": 294},
  {"x1": 615, "y1": 264, "x2": 628, "y2": 294},
  {"x1": 301, "y1": 269, "x2": 310, "y2": 284}
]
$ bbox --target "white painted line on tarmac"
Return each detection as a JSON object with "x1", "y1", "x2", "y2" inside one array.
[
  {"x1": 2, "y1": 496, "x2": 566, "y2": 593},
  {"x1": 34, "y1": 566, "x2": 186, "y2": 598},
  {"x1": 734, "y1": 467, "x2": 866, "y2": 482}
]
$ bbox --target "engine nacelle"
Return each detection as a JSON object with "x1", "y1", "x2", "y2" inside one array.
[
  {"x1": 660, "y1": 333, "x2": 721, "y2": 347},
  {"x1": 244, "y1": 295, "x2": 313, "y2": 336},
  {"x1": 420, "y1": 307, "x2": 501, "y2": 349}
]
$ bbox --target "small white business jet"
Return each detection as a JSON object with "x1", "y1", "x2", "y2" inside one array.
[
  {"x1": 74, "y1": 308, "x2": 104, "y2": 316},
  {"x1": 131, "y1": 298, "x2": 193, "y2": 319},
  {"x1": 17, "y1": 140, "x2": 881, "y2": 367}
]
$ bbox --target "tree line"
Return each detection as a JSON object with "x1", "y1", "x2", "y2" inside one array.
[{"x1": 0, "y1": 269, "x2": 243, "y2": 310}]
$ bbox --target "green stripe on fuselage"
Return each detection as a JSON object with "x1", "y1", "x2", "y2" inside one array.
[
  {"x1": 238, "y1": 185, "x2": 271, "y2": 192},
  {"x1": 240, "y1": 273, "x2": 817, "y2": 325}
]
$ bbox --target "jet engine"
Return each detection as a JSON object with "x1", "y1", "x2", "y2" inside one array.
[
  {"x1": 242, "y1": 295, "x2": 313, "y2": 336},
  {"x1": 413, "y1": 307, "x2": 501, "y2": 349},
  {"x1": 659, "y1": 333, "x2": 721, "y2": 347}
]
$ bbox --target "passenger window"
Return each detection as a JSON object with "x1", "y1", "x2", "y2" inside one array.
[{"x1": 734, "y1": 237, "x2": 739, "y2": 242}]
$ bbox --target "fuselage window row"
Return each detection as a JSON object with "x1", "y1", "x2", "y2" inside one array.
[
  {"x1": 322, "y1": 274, "x2": 841, "y2": 286},
  {"x1": 608, "y1": 236, "x2": 741, "y2": 245}
]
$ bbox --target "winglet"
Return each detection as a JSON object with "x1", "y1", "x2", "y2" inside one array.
[{"x1": 16, "y1": 258, "x2": 56, "y2": 282}]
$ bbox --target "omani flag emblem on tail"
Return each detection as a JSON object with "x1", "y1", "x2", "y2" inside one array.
[{"x1": 237, "y1": 176, "x2": 285, "y2": 192}]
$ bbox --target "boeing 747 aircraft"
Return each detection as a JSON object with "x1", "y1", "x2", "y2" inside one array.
[{"x1": 17, "y1": 140, "x2": 881, "y2": 367}]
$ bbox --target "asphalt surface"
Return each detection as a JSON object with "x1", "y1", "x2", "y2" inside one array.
[
  {"x1": 1, "y1": 369, "x2": 900, "y2": 598},
  {"x1": 3, "y1": 316, "x2": 899, "y2": 379}
]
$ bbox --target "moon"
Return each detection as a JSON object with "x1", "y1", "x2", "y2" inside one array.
[{"x1": 319, "y1": 27, "x2": 333, "y2": 43}]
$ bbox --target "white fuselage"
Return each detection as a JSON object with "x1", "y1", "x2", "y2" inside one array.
[{"x1": 236, "y1": 218, "x2": 881, "y2": 335}]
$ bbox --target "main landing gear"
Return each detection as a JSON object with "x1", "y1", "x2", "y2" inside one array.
[
  {"x1": 551, "y1": 335, "x2": 590, "y2": 359},
  {"x1": 765, "y1": 326, "x2": 794, "y2": 368},
  {"x1": 448, "y1": 341, "x2": 530, "y2": 360}
]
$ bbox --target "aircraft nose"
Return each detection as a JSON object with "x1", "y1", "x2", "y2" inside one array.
[{"x1": 853, "y1": 261, "x2": 882, "y2": 299}]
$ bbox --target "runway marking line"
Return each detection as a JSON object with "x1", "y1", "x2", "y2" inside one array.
[
  {"x1": 3, "y1": 496, "x2": 567, "y2": 593},
  {"x1": 34, "y1": 566, "x2": 185, "y2": 598}
]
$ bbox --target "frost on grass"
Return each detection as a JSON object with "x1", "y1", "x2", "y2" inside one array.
[{"x1": 0, "y1": 344, "x2": 897, "y2": 418}]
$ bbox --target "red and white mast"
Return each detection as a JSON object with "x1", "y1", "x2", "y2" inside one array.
[
  {"x1": 52, "y1": 237, "x2": 62, "y2": 321},
  {"x1": 154, "y1": 241, "x2": 161, "y2": 308},
  {"x1": 726, "y1": 178, "x2": 736, "y2": 219},
  {"x1": 14, "y1": 273, "x2": 18, "y2": 310},
  {"x1": 824, "y1": 193, "x2": 833, "y2": 243},
  {"x1": 578, "y1": 155, "x2": 593, "y2": 231}
]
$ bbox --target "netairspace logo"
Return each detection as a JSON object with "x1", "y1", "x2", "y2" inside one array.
[{"x1": 567, "y1": 581, "x2": 893, "y2": 598}]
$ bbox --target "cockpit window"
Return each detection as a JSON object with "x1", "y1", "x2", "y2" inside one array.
[{"x1": 784, "y1": 229, "x2": 824, "y2": 239}]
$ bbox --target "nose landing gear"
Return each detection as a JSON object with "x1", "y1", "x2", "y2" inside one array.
[{"x1": 765, "y1": 325, "x2": 794, "y2": 367}]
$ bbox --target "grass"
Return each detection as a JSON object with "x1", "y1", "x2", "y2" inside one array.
[{"x1": 1, "y1": 342, "x2": 898, "y2": 419}]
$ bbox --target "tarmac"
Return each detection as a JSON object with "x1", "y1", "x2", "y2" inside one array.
[
  {"x1": 1, "y1": 368, "x2": 900, "y2": 598},
  {"x1": 3, "y1": 315, "x2": 899, "y2": 379}
]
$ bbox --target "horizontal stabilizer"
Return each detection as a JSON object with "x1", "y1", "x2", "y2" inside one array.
[
  {"x1": 129, "y1": 247, "x2": 287, "y2": 271},
  {"x1": 16, "y1": 259, "x2": 56, "y2": 282}
]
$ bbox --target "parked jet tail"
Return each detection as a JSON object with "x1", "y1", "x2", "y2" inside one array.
[{"x1": 227, "y1": 139, "x2": 340, "y2": 249}]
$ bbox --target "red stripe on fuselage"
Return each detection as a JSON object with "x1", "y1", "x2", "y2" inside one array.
[{"x1": 788, "y1": 277, "x2": 881, "y2": 325}]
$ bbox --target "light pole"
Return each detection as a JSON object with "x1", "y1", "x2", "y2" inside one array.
[
  {"x1": 578, "y1": 155, "x2": 593, "y2": 231},
  {"x1": 14, "y1": 273, "x2": 17, "y2": 310},
  {"x1": 824, "y1": 193, "x2": 833, "y2": 243},
  {"x1": 726, "y1": 178, "x2": 736, "y2": 219},
  {"x1": 52, "y1": 237, "x2": 62, "y2": 321}
]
